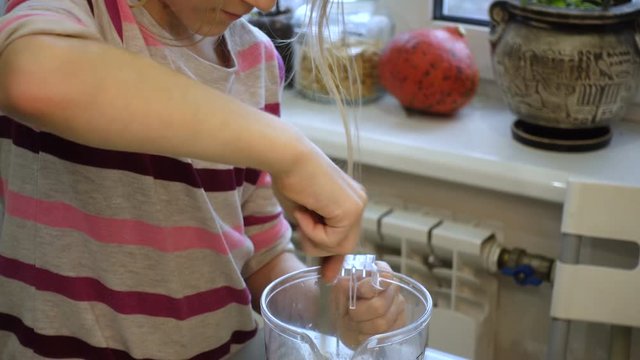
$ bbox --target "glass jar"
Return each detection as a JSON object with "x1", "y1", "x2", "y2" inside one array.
[
  {"x1": 292, "y1": 0, "x2": 394, "y2": 104},
  {"x1": 246, "y1": 0, "x2": 307, "y2": 88}
]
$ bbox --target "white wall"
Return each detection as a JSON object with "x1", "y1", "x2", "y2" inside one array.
[
  {"x1": 359, "y1": 164, "x2": 640, "y2": 360},
  {"x1": 363, "y1": 3, "x2": 640, "y2": 358}
]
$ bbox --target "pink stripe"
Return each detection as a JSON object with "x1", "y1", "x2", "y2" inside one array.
[
  {"x1": 116, "y1": 0, "x2": 136, "y2": 24},
  {"x1": 0, "y1": 15, "x2": 22, "y2": 34},
  {"x1": 0, "y1": 255, "x2": 251, "y2": 320},
  {"x1": 0, "y1": 12, "x2": 85, "y2": 33},
  {"x1": 140, "y1": 25, "x2": 163, "y2": 47},
  {"x1": 0, "y1": 180, "x2": 250, "y2": 254},
  {"x1": 221, "y1": 224, "x2": 248, "y2": 250},
  {"x1": 256, "y1": 172, "x2": 272, "y2": 186},
  {"x1": 250, "y1": 217, "x2": 290, "y2": 252},
  {"x1": 237, "y1": 42, "x2": 277, "y2": 73},
  {"x1": 5, "y1": 0, "x2": 28, "y2": 13}
]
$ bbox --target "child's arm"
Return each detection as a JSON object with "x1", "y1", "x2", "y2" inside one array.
[
  {"x1": 0, "y1": 34, "x2": 366, "y2": 276},
  {"x1": 0, "y1": 34, "x2": 305, "y2": 173},
  {"x1": 245, "y1": 251, "x2": 307, "y2": 312}
]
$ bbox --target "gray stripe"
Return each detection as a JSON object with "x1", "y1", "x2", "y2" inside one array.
[
  {"x1": 1, "y1": 217, "x2": 248, "y2": 296},
  {"x1": 0, "y1": 277, "x2": 257, "y2": 359},
  {"x1": 0, "y1": 143, "x2": 276, "y2": 230}
]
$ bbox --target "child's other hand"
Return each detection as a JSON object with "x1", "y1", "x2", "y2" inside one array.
[{"x1": 334, "y1": 261, "x2": 407, "y2": 349}]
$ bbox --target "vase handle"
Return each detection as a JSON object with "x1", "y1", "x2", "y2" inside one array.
[
  {"x1": 635, "y1": 18, "x2": 640, "y2": 52},
  {"x1": 489, "y1": 1, "x2": 510, "y2": 49}
]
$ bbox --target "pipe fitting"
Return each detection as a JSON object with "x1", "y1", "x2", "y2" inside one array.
[{"x1": 497, "y1": 247, "x2": 554, "y2": 286}]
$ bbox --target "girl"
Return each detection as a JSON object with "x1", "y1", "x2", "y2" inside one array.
[{"x1": 0, "y1": 0, "x2": 403, "y2": 358}]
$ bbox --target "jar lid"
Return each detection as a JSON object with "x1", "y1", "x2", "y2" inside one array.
[
  {"x1": 292, "y1": 0, "x2": 392, "y2": 40},
  {"x1": 292, "y1": 0, "x2": 378, "y2": 29}
]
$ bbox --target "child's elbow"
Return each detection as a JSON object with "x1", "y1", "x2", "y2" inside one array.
[
  {"x1": 0, "y1": 37, "x2": 59, "y2": 118},
  {"x1": 0, "y1": 51, "x2": 27, "y2": 115}
]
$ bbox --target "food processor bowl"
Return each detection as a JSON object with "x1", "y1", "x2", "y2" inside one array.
[{"x1": 260, "y1": 260, "x2": 433, "y2": 360}]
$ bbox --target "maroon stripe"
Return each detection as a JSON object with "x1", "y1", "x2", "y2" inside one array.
[
  {"x1": 243, "y1": 212, "x2": 282, "y2": 227},
  {"x1": 263, "y1": 103, "x2": 280, "y2": 117},
  {"x1": 244, "y1": 168, "x2": 261, "y2": 185},
  {"x1": 0, "y1": 312, "x2": 257, "y2": 360},
  {"x1": 0, "y1": 255, "x2": 251, "y2": 320},
  {"x1": 0, "y1": 116, "x2": 262, "y2": 190},
  {"x1": 0, "y1": 312, "x2": 142, "y2": 360},
  {"x1": 191, "y1": 327, "x2": 258, "y2": 360},
  {"x1": 104, "y1": 0, "x2": 123, "y2": 42}
]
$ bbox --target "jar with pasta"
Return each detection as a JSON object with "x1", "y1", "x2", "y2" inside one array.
[{"x1": 292, "y1": 0, "x2": 394, "y2": 104}]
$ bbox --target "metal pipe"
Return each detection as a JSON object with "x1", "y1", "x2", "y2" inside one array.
[
  {"x1": 546, "y1": 234, "x2": 582, "y2": 360},
  {"x1": 609, "y1": 325, "x2": 632, "y2": 360},
  {"x1": 548, "y1": 320, "x2": 571, "y2": 360}
]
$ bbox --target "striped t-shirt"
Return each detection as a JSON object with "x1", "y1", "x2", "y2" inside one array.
[{"x1": 0, "y1": 0, "x2": 291, "y2": 359}]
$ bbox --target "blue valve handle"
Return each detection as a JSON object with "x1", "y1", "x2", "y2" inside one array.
[{"x1": 500, "y1": 264, "x2": 543, "y2": 286}]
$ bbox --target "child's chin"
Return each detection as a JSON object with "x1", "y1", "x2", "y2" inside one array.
[{"x1": 193, "y1": 24, "x2": 227, "y2": 37}]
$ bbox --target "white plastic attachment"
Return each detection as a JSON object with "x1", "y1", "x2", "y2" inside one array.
[
  {"x1": 561, "y1": 181, "x2": 640, "y2": 243},
  {"x1": 552, "y1": 180, "x2": 640, "y2": 327},
  {"x1": 340, "y1": 254, "x2": 379, "y2": 309}
]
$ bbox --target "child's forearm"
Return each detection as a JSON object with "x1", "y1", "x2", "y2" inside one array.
[
  {"x1": 245, "y1": 251, "x2": 307, "y2": 312},
  {"x1": 0, "y1": 34, "x2": 312, "y2": 175}
]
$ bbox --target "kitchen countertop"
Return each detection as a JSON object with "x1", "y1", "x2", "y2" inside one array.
[
  {"x1": 231, "y1": 327, "x2": 467, "y2": 360},
  {"x1": 280, "y1": 85, "x2": 640, "y2": 204}
]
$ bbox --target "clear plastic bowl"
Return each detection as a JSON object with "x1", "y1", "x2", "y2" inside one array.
[{"x1": 260, "y1": 265, "x2": 433, "y2": 359}]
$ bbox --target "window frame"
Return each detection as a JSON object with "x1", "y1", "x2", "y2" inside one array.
[{"x1": 432, "y1": 0, "x2": 492, "y2": 27}]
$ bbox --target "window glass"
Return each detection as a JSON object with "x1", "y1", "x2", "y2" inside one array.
[{"x1": 435, "y1": 0, "x2": 493, "y2": 24}]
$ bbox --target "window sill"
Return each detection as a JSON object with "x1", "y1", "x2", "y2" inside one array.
[{"x1": 280, "y1": 82, "x2": 640, "y2": 204}]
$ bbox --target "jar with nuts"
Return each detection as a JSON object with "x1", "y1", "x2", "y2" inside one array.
[{"x1": 292, "y1": 0, "x2": 394, "y2": 104}]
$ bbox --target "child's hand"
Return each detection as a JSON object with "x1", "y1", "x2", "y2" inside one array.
[
  {"x1": 271, "y1": 143, "x2": 367, "y2": 281},
  {"x1": 334, "y1": 262, "x2": 407, "y2": 349}
]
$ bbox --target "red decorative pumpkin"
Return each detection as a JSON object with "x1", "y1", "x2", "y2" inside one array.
[{"x1": 378, "y1": 27, "x2": 479, "y2": 116}]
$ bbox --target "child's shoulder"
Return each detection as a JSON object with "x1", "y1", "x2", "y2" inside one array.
[{"x1": 0, "y1": 0, "x2": 102, "y2": 53}]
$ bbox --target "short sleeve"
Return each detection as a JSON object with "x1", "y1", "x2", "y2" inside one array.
[
  {"x1": 0, "y1": 0, "x2": 101, "y2": 55},
  {"x1": 276, "y1": 49, "x2": 285, "y2": 88},
  {"x1": 240, "y1": 170, "x2": 294, "y2": 279}
]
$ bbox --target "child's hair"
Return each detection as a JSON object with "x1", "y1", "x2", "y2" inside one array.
[{"x1": 296, "y1": 0, "x2": 359, "y2": 178}]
